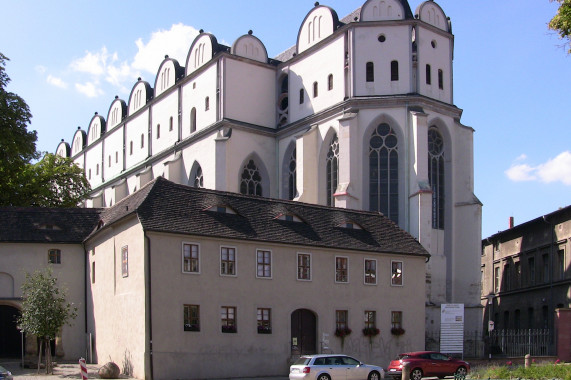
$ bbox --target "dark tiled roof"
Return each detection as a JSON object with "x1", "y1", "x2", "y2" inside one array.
[
  {"x1": 98, "y1": 177, "x2": 428, "y2": 257},
  {"x1": 0, "y1": 207, "x2": 102, "y2": 243}
]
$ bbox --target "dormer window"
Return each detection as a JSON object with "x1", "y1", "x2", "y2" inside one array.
[
  {"x1": 37, "y1": 223, "x2": 61, "y2": 231},
  {"x1": 275, "y1": 213, "x2": 302, "y2": 223},
  {"x1": 204, "y1": 205, "x2": 237, "y2": 214},
  {"x1": 339, "y1": 221, "x2": 363, "y2": 230}
]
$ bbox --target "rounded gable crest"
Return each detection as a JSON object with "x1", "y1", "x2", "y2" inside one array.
[
  {"x1": 71, "y1": 127, "x2": 87, "y2": 156},
  {"x1": 360, "y1": 0, "x2": 407, "y2": 21},
  {"x1": 416, "y1": 1, "x2": 449, "y2": 32},
  {"x1": 186, "y1": 32, "x2": 220, "y2": 75},
  {"x1": 106, "y1": 96, "x2": 127, "y2": 130},
  {"x1": 128, "y1": 79, "x2": 153, "y2": 115},
  {"x1": 56, "y1": 140, "x2": 71, "y2": 157},
  {"x1": 154, "y1": 56, "x2": 185, "y2": 97},
  {"x1": 87, "y1": 113, "x2": 106, "y2": 146},
  {"x1": 231, "y1": 32, "x2": 268, "y2": 63},
  {"x1": 297, "y1": 4, "x2": 340, "y2": 54}
]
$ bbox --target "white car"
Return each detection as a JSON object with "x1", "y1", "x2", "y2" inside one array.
[{"x1": 290, "y1": 354, "x2": 384, "y2": 380}]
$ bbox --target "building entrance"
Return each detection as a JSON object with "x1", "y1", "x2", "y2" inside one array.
[
  {"x1": 0, "y1": 305, "x2": 22, "y2": 357},
  {"x1": 291, "y1": 309, "x2": 316, "y2": 355}
]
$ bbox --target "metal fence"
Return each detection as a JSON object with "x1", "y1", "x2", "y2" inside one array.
[{"x1": 426, "y1": 329, "x2": 554, "y2": 358}]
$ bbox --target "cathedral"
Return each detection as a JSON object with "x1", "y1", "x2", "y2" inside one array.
[{"x1": 51, "y1": 0, "x2": 481, "y2": 375}]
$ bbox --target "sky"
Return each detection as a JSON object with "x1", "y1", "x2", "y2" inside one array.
[{"x1": 1, "y1": 0, "x2": 570, "y2": 239}]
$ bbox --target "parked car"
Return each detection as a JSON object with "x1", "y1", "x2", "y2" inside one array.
[
  {"x1": 386, "y1": 351, "x2": 469, "y2": 380},
  {"x1": 290, "y1": 354, "x2": 385, "y2": 380},
  {"x1": 0, "y1": 365, "x2": 13, "y2": 380}
]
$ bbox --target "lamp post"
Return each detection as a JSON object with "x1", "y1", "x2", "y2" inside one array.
[{"x1": 486, "y1": 294, "x2": 495, "y2": 360}]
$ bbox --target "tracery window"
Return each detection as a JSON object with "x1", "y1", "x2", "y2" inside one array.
[
  {"x1": 193, "y1": 165, "x2": 203, "y2": 188},
  {"x1": 240, "y1": 159, "x2": 262, "y2": 196},
  {"x1": 288, "y1": 148, "x2": 297, "y2": 200},
  {"x1": 326, "y1": 134, "x2": 339, "y2": 206},
  {"x1": 369, "y1": 123, "x2": 398, "y2": 223},
  {"x1": 428, "y1": 127, "x2": 444, "y2": 229}
]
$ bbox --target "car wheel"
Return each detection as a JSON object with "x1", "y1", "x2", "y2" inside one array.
[
  {"x1": 317, "y1": 374, "x2": 331, "y2": 380},
  {"x1": 411, "y1": 368, "x2": 423, "y2": 380},
  {"x1": 455, "y1": 366, "x2": 467, "y2": 377},
  {"x1": 368, "y1": 371, "x2": 380, "y2": 380}
]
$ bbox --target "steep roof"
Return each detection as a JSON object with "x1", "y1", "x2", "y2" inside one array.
[
  {"x1": 95, "y1": 177, "x2": 429, "y2": 257},
  {"x1": 0, "y1": 207, "x2": 101, "y2": 243}
]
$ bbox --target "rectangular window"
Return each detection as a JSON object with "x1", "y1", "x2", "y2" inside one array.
[
  {"x1": 328, "y1": 74, "x2": 333, "y2": 90},
  {"x1": 426, "y1": 64, "x2": 432, "y2": 85},
  {"x1": 438, "y1": 69, "x2": 444, "y2": 89},
  {"x1": 335, "y1": 256, "x2": 348, "y2": 283},
  {"x1": 299, "y1": 89, "x2": 304, "y2": 104},
  {"x1": 221, "y1": 306, "x2": 236, "y2": 333},
  {"x1": 91, "y1": 261, "x2": 95, "y2": 284},
  {"x1": 313, "y1": 82, "x2": 318, "y2": 98},
  {"x1": 48, "y1": 249, "x2": 61, "y2": 264},
  {"x1": 257, "y1": 308, "x2": 272, "y2": 334},
  {"x1": 391, "y1": 311, "x2": 403, "y2": 329},
  {"x1": 504, "y1": 263, "x2": 510, "y2": 291},
  {"x1": 183, "y1": 243, "x2": 200, "y2": 273},
  {"x1": 364, "y1": 310, "x2": 376, "y2": 329},
  {"x1": 528, "y1": 257, "x2": 535, "y2": 285},
  {"x1": 335, "y1": 310, "x2": 348, "y2": 330},
  {"x1": 366, "y1": 62, "x2": 374, "y2": 82},
  {"x1": 364, "y1": 259, "x2": 377, "y2": 285},
  {"x1": 220, "y1": 246, "x2": 236, "y2": 276},
  {"x1": 297, "y1": 253, "x2": 311, "y2": 280},
  {"x1": 494, "y1": 266, "x2": 500, "y2": 293},
  {"x1": 121, "y1": 246, "x2": 128, "y2": 277},
  {"x1": 184, "y1": 304, "x2": 200, "y2": 331},
  {"x1": 156, "y1": 124, "x2": 160, "y2": 139},
  {"x1": 515, "y1": 261, "x2": 521, "y2": 288},
  {"x1": 542, "y1": 253, "x2": 549, "y2": 283},
  {"x1": 557, "y1": 249, "x2": 565, "y2": 280},
  {"x1": 256, "y1": 250, "x2": 271, "y2": 278},
  {"x1": 115, "y1": 151, "x2": 118, "y2": 163},
  {"x1": 391, "y1": 261, "x2": 403, "y2": 286}
]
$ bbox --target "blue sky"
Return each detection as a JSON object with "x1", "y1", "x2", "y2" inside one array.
[{"x1": 1, "y1": 1, "x2": 569, "y2": 238}]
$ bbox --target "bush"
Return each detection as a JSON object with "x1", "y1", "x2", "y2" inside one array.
[{"x1": 469, "y1": 362, "x2": 571, "y2": 380}]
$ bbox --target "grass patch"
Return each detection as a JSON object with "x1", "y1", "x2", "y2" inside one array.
[{"x1": 469, "y1": 362, "x2": 571, "y2": 379}]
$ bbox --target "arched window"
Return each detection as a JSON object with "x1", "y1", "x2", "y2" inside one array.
[
  {"x1": 205, "y1": 97, "x2": 210, "y2": 111},
  {"x1": 438, "y1": 69, "x2": 444, "y2": 89},
  {"x1": 391, "y1": 60, "x2": 399, "y2": 81},
  {"x1": 426, "y1": 64, "x2": 432, "y2": 85},
  {"x1": 428, "y1": 127, "x2": 444, "y2": 229},
  {"x1": 190, "y1": 108, "x2": 197, "y2": 133},
  {"x1": 157, "y1": 124, "x2": 161, "y2": 139},
  {"x1": 328, "y1": 74, "x2": 333, "y2": 91},
  {"x1": 240, "y1": 159, "x2": 262, "y2": 196},
  {"x1": 169, "y1": 116, "x2": 174, "y2": 131},
  {"x1": 141, "y1": 134, "x2": 144, "y2": 148},
  {"x1": 288, "y1": 148, "x2": 297, "y2": 200},
  {"x1": 326, "y1": 134, "x2": 339, "y2": 207},
  {"x1": 369, "y1": 123, "x2": 398, "y2": 223},
  {"x1": 366, "y1": 62, "x2": 374, "y2": 82},
  {"x1": 130, "y1": 141, "x2": 133, "y2": 155},
  {"x1": 313, "y1": 82, "x2": 318, "y2": 98},
  {"x1": 299, "y1": 89, "x2": 304, "y2": 104},
  {"x1": 193, "y1": 166, "x2": 203, "y2": 188}
]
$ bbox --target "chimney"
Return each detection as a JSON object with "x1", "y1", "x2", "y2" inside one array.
[{"x1": 509, "y1": 216, "x2": 514, "y2": 229}]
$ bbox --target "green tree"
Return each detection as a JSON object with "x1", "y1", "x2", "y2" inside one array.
[
  {"x1": 0, "y1": 53, "x2": 91, "y2": 206},
  {"x1": 17, "y1": 267, "x2": 78, "y2": 374},
  {"x1": 549, "y1": 0, "x2": 571, "y2": 53}
]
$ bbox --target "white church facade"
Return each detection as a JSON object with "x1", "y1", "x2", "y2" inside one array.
[{"x1": 56, "y1": 0, "x2": 482, "y2": 348}]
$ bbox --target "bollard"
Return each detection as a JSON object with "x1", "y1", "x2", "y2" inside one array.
[
  {"x1": 402, "y1": 362, "x2": 410, "y2": 380},
  {"x1": 525, "y1": 354, "x2": 531, "y2": 368},
  {"x1": 79, "y1": 357, "x2": 88, "y2": 380}
]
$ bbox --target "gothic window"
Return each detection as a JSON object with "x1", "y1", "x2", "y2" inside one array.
[
  {"x1": 366, "y1": 62, "x2": 374, "y2": 82},
  {"x1": 391, "y1": 60, "x2": 399, "y2": 81},
  {"x1": 428, "y1": 127, "x2": 444, "y2": 229},
  {"x1": 369, "y1": 123, "x2": 398, "y2": 223},
  {"x1": 240, "y1": 159, "x2": 262, "y2": 196},
  {"x1": 288, "y1": 148, "x2": 297, "y2": 200},
  {"x1": 193, "y1": 165, "x2": 203, "y2": 188},
  {"x1": 326, "y1": 134, "x2": 339, "y2": 207}
]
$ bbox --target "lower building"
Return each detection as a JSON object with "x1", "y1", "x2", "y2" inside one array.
[
  {"x1": 481, "y1": 205, "x2": 571, "y2": 356},
  {"x1": 1, "y1": 177, "x2": 429, "y2": 379}
]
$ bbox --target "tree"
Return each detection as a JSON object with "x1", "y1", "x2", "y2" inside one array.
[
  {"x1": 17, "y1": 267, "x2": 77, "y2": 374},
  {"x1": 549, "y1": 0, "x2": 571, "y2": 53},
  {"x1": 0, "y1": 53, "x2": 91, "y2": 206}
]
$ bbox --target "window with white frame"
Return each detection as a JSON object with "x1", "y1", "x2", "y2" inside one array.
[
  {"x1": 221, "y1": 306, "x2": 236, "y2": 333},
  {"x1": 257, "y1": 308, "x2": 271, "y2": 334},
  {"x1": 297, "y1": 253, "x2": 311, "y2": 280},
  {"x1": 221, "y1": 246, "x2": 236, "y2": 276},
  {"x1": 183, "y1": 243, "x2": 200, "y2": 273},
  {"x1": 256, "y1": 250, "x2": 271, "y2": 278},
  {"x1": 184, "y1": 304, "x2": 200, "y2": 331},
  {"x1": 335, "y1": 256, "x2": 348, "y2": 283},
  {"x1": 391, "y1": 261, "x2": 403, "y2": 286},
  {"x1": 364, "y1": 259, "x2": 377, "y2": 284}
]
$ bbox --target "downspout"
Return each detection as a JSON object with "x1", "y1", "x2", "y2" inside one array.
[
  {"x1": 145, "y1": 232, "x2": 154, "y2": 380},
  {"x1": 543, "y1": 215, "x2": 555, "y2": 345}
]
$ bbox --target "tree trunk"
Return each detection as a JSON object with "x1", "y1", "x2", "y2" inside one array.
[
  {"x1": 37, "y1": 339, "x2": 43, "y2": 374},
  {"x1": 45, "y1": 339, "x2": 53, "y2": 374}
]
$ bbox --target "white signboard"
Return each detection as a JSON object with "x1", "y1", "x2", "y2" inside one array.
[{"x1": 440, "y1": 304, "x2": 464, "y2": 354}]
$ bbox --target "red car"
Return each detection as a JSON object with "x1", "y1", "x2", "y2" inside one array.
[{"x1": 386, "y1": 351, "x2": 469, "y2": 380}]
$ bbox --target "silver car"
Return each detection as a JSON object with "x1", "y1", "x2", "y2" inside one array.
[
  {"x1": 290, "y1": 354, "x2": 384, "y2": 380},
  {"x1": 0, "y1": 365, "x2": 13, "y2": 380}
]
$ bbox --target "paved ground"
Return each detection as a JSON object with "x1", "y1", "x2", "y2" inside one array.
[{"x1": 0, "y1": 359, "x2": 289, "y2": 380}]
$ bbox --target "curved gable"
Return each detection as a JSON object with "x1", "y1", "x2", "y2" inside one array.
[
  {"x1": 154, "y1": 56, "x2": 184, "y2": 96},
  {"x1": 56, "y1": 140, "x2": 71, "y2": 157},
  {"x1": 416, "y1": 1, "x2": 449, "y2": 32},
  {"x1": 107, "y1": 96, "x2": 127, "y2": 129},
  {"x1": 128, "y1": 79, "x2": 153, "y2": 115},
  {"x1": 87, "y1": 113, "x2": 106, "y2": 146},
  {"x1": 231, "y1": 33, "x2": 268, "y2": 63},
  {"x1": 360, "y1": 0, "x2": 406, "y2": 21},
  {"x1": 71, "y1": 127, "x2": 87, "y2": 156},
  {"x1": 186, "y1": 33, "x2": 219, "y2": 75},
  {"x1": 297, "y1": 5, "x2": 340, "y2": 54}
]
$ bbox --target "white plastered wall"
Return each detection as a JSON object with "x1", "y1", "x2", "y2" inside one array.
[{"x1": 181, "y1": 64, "x2": 218, "y2": 140}]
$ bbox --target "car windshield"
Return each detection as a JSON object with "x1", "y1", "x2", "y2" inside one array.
[
  {"x1": 396, "y1": 354, "x2": 411, "y2": 360},
  {"x1": 293, "y1": 357, "x2": 311, "y2": 365}
]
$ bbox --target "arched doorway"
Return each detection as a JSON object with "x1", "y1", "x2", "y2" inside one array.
[
  {"x1": 291, "y1": 309, "x2": 316, "y2": 355},
  {"x1": 0, "y1": 305, "x2": 22, "y2": 357}
]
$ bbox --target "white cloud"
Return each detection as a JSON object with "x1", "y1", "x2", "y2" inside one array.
[
  {"x1": 70, "y1": 47, "x2": 111, "y2": 75},
  {"x1": 46, "y1": 75, "x2": 68, "y2": 89},
  {"x1": 132, "y1": 23, "x2": 199, "y2": 74},
  {"x1": 505, "y1": 151, "x2": 571, "y2": 186},
  {"x1": 75, "y1": 81, "x2": 104, "y2": 98}
]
